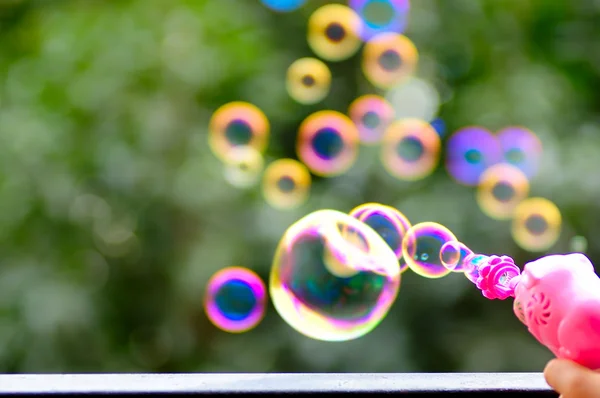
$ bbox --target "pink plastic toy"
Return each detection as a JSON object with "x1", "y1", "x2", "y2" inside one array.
[{"x1": 461, "y1": 250, "x2": 600, "y2": 370}]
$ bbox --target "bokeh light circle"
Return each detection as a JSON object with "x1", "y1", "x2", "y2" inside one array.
[
  {"x1": 262, "y1": 159, "x2": 312, "y2": 210},
  {"x1": 307, "y1": 4, "x2": 363, "y2": 62},
  {"x1": 260, "y1": 0, "x2": 307, "y2": 12},
  {"x1": 348, "y1": 95, "x2": 395, "y2": 144},
  {"x1": 296, "y1": 110, "x2": 360, "y2": 177},
  {"x1": 349, "y1": 0, "x2": 410, "y2": 40},
  {"x1": 380, "y1": 118, "x2": 441, "y2": 181},
  {"x1": 222, "y1": 146, "x2": 264, "y2": 188},
  {"x1": 362, "y1": 32, "x2": 418, "y2": 89},
  {"x1": 445, "y1": 126, "x2": 502, "y2": 186},
  {"x1": 286, "y1": 58, "x2": 332, "y2": 105},
  {"x1": 270, "y1": 209, "x2": 401, "y2": 341},
  {"x1": 402, "y1": 222, "x2": 457, "y2": 278},
  {"x1": 511, "y1": 197, "x2": 562, "y2": 252},
  {"x1": 439, "y1": 241, "x2": 473, "y2": 272},
  {"x1": 204, "y1": 266, "x2": 267, "y2": 333},
  {"x1": 476, "y1": 163, "x2": 530, "y2": 220},
  {"x1": 208, "y1": 101, "x2": 270, "y2": 162},
  {"x1": 497, "y1": 126, "x2": 543, "y2": 179}
]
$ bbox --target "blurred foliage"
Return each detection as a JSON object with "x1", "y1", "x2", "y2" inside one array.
[{"x1": 0, "y1": 0, "x2": 599, "y2": 373}]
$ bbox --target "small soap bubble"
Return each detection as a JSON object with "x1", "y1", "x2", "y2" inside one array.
[
  {"x1": 349, "y1": 0, "x2": 410, "y2": 40},
  {"x1": 439, "y1": 241, "x2": 473, "y2": 272},
  {"x1": 270, "y1": 209, "x2": 401, "y2": 341},
  {"x1": 223, "y1": 146, "x2": 265, "y2": 188},
  {"x1": 476, "y1": 163, "x2": 530, "y2": 221},
  {"x1": 296, "y1": 110, "x2": 359, "y2": 177},
  {"x1": 497, "y1": 126, "x2": 542, "y2": 179},
  {"x1": 262, "y1": 159, "x2": 311, "y2": 210},
  {"x1": 445, "y1": 126, "x2": 503, "y2": 186},
  {"x1": 362, "y1": 32, "x2": 418, "y2": 89},
  {"x1": 402, "y1": 222, "x2": 457, "y2": 278},
  {"x1": 307, "y1": 4, "x2": 364, "y2": 62},
  {"x1": 569, "y1": 236, "x2": 588, "y2": 253},
  {"x1": 348, "y1": 95, "x2": 395, "y2": 145},
  {"x1": 380, "y1": 118, "x2": 441, "y2": 181},
  {"x1": 512, "y1": 197, "x2": 562, "y2": 252},
  {"x1": 286, "y1": 58, "x2": 332, "y2": 105},
  {"x1": 204, "y1": 266, "x2": 267, "y2": 333},
  {"x1": 208, "y1": 102, "x2": 269, "y2": 162},
  {"x1": 260, "y1": 0, "x2": 306, "y2": 12},
  {"x1": 349, "y1": 203, "x2": 412, "y2": 269}
]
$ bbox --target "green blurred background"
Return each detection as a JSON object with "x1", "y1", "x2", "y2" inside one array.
[{"x1": 0, "y1": 0, "x2": 598, "y2": 373}]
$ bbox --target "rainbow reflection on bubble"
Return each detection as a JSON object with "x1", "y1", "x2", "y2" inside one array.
[
  {"x1": 260, "y1": 0, "x2": 306, "y2": 12},
  {"x1": 402, "y1": 222, "x2": 457, "y2": 278},
  {"x1": 445, "y1": 126, "x2": 503, "y2": 186},
  {"x1": 476, "y1": 163, "x2": 530, "y2": 221},
  {"x1": 512, "y1": 197, "x2": 562, "y2": 252},
  {"x1": 270, "y1": 209, "x2": 400, "y2": 341},
  {"x1": 439, "y1": 241, "x2": 473, "y2": 273},
  {"x1": 262, "y1": 158, "x2": 311, "y2": 210},
  {"x1": 380, "y1": 119, "x2": 441, "y2": 181},
  {"x1": 307, "y1": 4, "x2": 364, "y2": 62},
  {"x1": 296, "y1": 111, "x2": 360, "y2": 177},
  {"x1": 348, "y1": 95, "x2": 395, "y2": 145},
  {"x1": 497, "y1": 126, "x2": 543, "y2": 179},
  {"x1": 349, "y1": 0, "x2": 410, "y2": 41},
  {"x1": 204, "y1": 267, "x2": 267, "y2": 333},
  {"x1": 286, "y1": 58, "x2": 331, "y2": 105},
  {"x1": 362, "y1": 32, "x2": 418, "y2": 89}
]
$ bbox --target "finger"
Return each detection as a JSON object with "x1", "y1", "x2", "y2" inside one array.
[{"x1": 544, "y1": 359, "x2": 600, "y2": 398}]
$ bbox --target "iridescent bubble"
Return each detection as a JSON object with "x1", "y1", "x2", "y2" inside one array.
[
  {"x1": 286, "y1": 58, "x2": 331, "y2": 105},
  {"x1": 208, "y1": 102, "x2": 270, "y2": 162},
  {"x1": 260, "y1": 0, "x2": 306, "y2": 12},
  {"x1": 445, "y1": 126, "x2": 503, "y2": 186},
  {"x1": 439, "y1": 240, "x2": 473, "y2": 273},
  {"x1": 296, "y1": 110, "x2": 360, "y2": 177},
  {"x1": 222, "y1": 146, "x2": 264, "y2": 188},
  {"x1": 349, "y1": 0, "x2": 410, "y2": 41},
  {"x1": 362, "y1": 32, "x2": 418, "y2": 89},
  {"x1": 262, "y1": 159, "x2": 312, "y2": 210},
  {"x1": 204, "y1": 266, "x2": 267, "y2": 333},
  {"x1": 380, "y1": 118, "x2": 441, "y2": 181},
  {"x1": 307, "y1": 4, "x2": 363, "y2": 62},
  {"x1": 270, "y1": 209, "x2": 401, "y2": 341},
  {"x1": 476, "y1": 163, "x2": 530, "y2": 221},
  {"x1": 348, "y1": 95, "x2": 395, "y2": 145},
  {"x1": 402, "y1": 222, "x2": 457, "y2": 278},
  {"x1": 497, "y1": 126, "x2": 543, "y2": 179},
  {"x1": 511, "y1": 197, "x2": 562, "y2": 252}
]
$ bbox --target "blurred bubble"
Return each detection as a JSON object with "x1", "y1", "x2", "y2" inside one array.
[
  {"x1": 430, "y1": 118, "x2": 445, "y2": 137},
  {"x1": 476, "y1": 163, "x2": 530, "y2": 221},
  {"x1": 223, "y1": 146, "x2": 265, "y2": 188},
  {"x1": 262, "y1": 159, "x2": 312, "y2": 210},
  {"x1": 204, "y1": 266, "x2": 267, "y2": 333},
  {"x1": 380, "y1": 119, "x2": 441, "y2": 181},
  {"x1": 402, "y1": 222, "x2": 457, "y2": 278},
  {"x1": 349, "y1": 203, "x2": 412, "y2": 271},
  {"x1": 348, "y1": 95, "x2": 395, "y2": 144},
  {"x1": 496, "y1": 126, "x2": 543, "y2": 179},
  {"x1": 439, "y1": 241, "x2": 474, "y2": 273},
  {"x1": 270, "y1": 209, "x2": 400, "y2": 341},
  {"x1": 208, "y1": 102, "x2": 270, "y2": 162},
  {"x1": 260, "y1": 0, "x2": 306, "y2": 12},
  {"x1": 445, "y1": 126, "x2": 503, "y2": 186},
  {"x1": 286, "y1": 58, "x2": 331, "y2": 105},
  {"x1": 385, "y1": 77, "x2": 440, "y2": 122},
  {"x1": 349, "y1": 0, "x2": 410, "y2": 40},
  {"x1": 362, "y1": 32, "x2": 418, "y2": 89},
  {"x1": 307, "y1": 4, "x2": 363, "y2": 62},
  {"x1": 296, "y1": 110, "x2": 359, "y2": 177},
  {"x1": 511, "y1": 197, "x2": 562, "y2": 252},
  {"x1": 569, "y1": 236, "x2": 588, "y2": 253}
]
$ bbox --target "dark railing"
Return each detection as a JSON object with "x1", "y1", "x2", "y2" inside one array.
[{"x1": 0, "y1": 373, "x2": 557, "y2": 397}]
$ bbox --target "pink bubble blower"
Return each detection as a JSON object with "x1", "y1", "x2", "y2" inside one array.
[{"x1": 440, "y1": 242, "x2": 600, "y2": 370}]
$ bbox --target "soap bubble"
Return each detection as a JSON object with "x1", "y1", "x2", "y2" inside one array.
[
  {"x1": 349, "y1": 0, "x2": 410, "y2": 40},
  {"x1": 307, "y1": 4, "x2": 363, "y2": 62},
  {"x1": 223, "y1": 146, "x2": 264, "y2": 188},
  {"x1": 402, "y1": 222, "x2": 457, "y2": 278},
  {"x1": 439, "y1": 241, "x2": 473, "y2": 272},
  {"x1": 511, "y1": 197, "x2": 561, "y2": 252},
  {"x1": 497, "y1": 126, "x2": 542, "y2": 179},
  {"x1": 476, "y1": 163, "x2": 530, "y2": 220},
  {"x1": 380, "y1": 119, "x2": 441, "y2": 181},
  {"x1": 348, "y1": 95, "x2": 395, "y2": 145},
  {"x1": 270, "y1": 209, "x2": 401, "y2": 341},
  {"x1": 362, "y1": 32, "x2": 418, "y2": 89},
  {"x1": 296, "y1": 111, "x2": 360, "y2": 177},
  {"x1": 260, "y1": 0, "x2": 306, "y2": 12},
  {"x1": 208, "y1": 102, "x2": 269, "y2": 162},
  {"x1": 286, "y1": 58, "x2": 331, "y2": 105},
  {"x1": 262, "y1": 159, "x2": 312, "y2": 210},
  {"x1": 204, "y1": 267, "x2": 267, "y2": 333}
]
